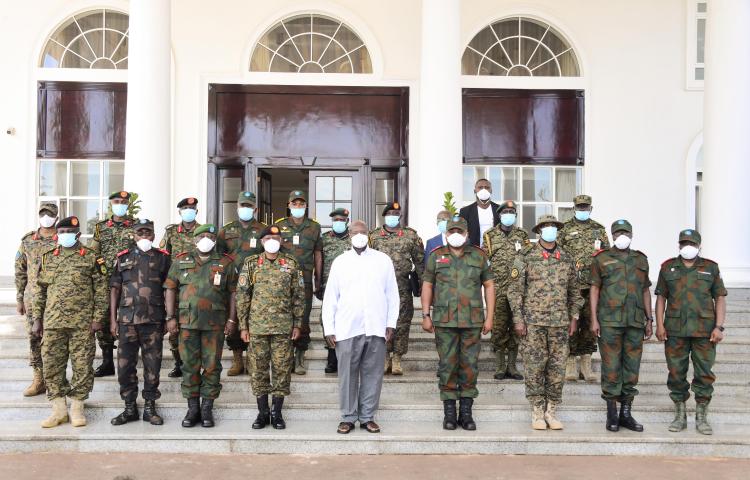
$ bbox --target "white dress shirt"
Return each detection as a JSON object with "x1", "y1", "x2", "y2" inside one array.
[
  {"x1": 477, "y1": 204, "x2": 494, "y2": 247},
  {"x1": 322, "y1": 247, "x2": 399, "y2": 342}
]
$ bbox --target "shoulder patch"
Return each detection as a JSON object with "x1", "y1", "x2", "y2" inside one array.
[{"x1": 116, "y1": 249, "x2": 129, "y2": 257}]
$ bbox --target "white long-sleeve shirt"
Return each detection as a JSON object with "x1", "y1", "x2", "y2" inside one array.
[{"x1": 322, "y1": 247, "x2": 399, "y2": 342}]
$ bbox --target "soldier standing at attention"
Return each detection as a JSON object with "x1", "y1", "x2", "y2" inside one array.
[
  {"x1": 15, "y1": 202, "x2": 58, "y2": 396},
  {"x1": 89, "y1": 191, "x2": 137, "y2": 378},
  {"x1": 422, "y1": 216, "x2": 494, "y2": 431},
  {"x1": 160, "y1": 196, "x2": 201, "y2": 378},
  {"x1": 508, "y1": 214, "x2": 582, "y2": 430},
  {"x1": 589, "y1": 220, "x2": 653, "y2": 432},
  {"x1": 164, "y1": 224, "x2": 238, "y2": 428},
  {"x1": 319, "y1": 208, "x2": 352, "y2": 374},
  {"x1": 237, "y1": 225, "x2": 304, "y2": 430},
  {"x1": 369, "y1": 201, "x2": 424, "y2": 376},
  {"x1": 109, "y1": 219, "x2": 171, "y2": 426},
  {"x1": 558, "y1": 194, "x2": 610, "y2": 382},
  {"x1": 32, "y1": 216, "x2": 108, "y2": 428},
  {"x1": 655, "y1": 229, "x2": 727, "y2": 435},
  {"x1": 276, "y1": 190, "x2": 322, "y2": 375},
  {"x1": 217, "y1": 191, "x2": 266, "y2": 376},
  {"x1": 482, "y1": 200, "x2": 529, "y2": 381}
]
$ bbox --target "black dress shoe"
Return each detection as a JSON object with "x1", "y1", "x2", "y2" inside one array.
[
  {"x1": 443, "y1": 400, "x2": 457, "y2": 430},
  {"x1": 111, "y1": 401, "x2": 139, "y2": 426},
  {"x1": 271, "y1": 396, "x2": 286, "y2": 429},
  {"x1": 619, "y1": 399, "x2": 643, "y2": 432},
  {"x1": 182, "y1": 397, "x2": 201, "y2": 427},
  {"x1": 458, "y1": 398, "x2": 476, "y2": 431},
  {"x1": 143, "y1": 399, "x2": 163, "y2": 425},
  {"x1": 252, "y1": 395, "x2": 270, "y2": 429},
  {"x1": 201, "y1": 398, "x2": 215, "y2": 428},
  {"x1": 606, "y1": 399, "x2": 619, "y2": 432}
]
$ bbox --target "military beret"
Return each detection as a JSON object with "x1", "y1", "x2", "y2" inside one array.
[
  {"x1": 382, "y1": 202, "x2": 401, "y2": 216},
  {"x1": 288, "y1": 190, "x2": 307, "y2": 202},
  {"x1": 57, "y1": 216, "x2": 80, "y2": 229},
  {"x1": 194, "y1": 224, "x2": 216, "y2": 236},
  {"x1": 177, "y1": 197, "x2": 198, "y2": 208},
  {"x1": 611, "y1": 219, "x2": 632, "y2": 234},
  {"x1": 259, "y1": 225, "x2": 282, "y2": 238},
  {"x1": 329, "y1": 208, "x2": 350, "y2": 218},
  {"x1": 679, "y1": 229, "x2": 701, "y2": 244},
  {"x1": 109, "y1": 191, "x2": 130, "y2": 201},
  {"x1": 496, "y1": 200, "x2": 518, "y2": 214},
  {"x1": 38, "y1": 202, "x2": 58, "y2": 216},
  {"x1": 237, "y1": 191, "x2": 256, "y2": 205},
  {"x1": 134, "y1": 218, "x2": 154, "y2": 232},
  {"x1": 532, "y1": 214, "x2": 564, "y2": 234},
  {"x1": 573, "y1": 194, "x2": 592, "y2": 206},
  {"x1": 446, "y1": 215, "x2": 468, "y2": 233}
]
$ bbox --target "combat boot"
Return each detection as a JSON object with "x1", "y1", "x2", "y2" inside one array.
[
  {"x1": 270, "y1": 396, "x2": 286, "y2": 429},
  {"x1": 111, "y1": 401, "x2": 139, "y2": 426},
  {"x1": 324, "y1": 348, "x2": 338, "y2": 374},
  {"x1": 505, "y1": 346, "x2": 524, "y2": 380},
  {"x1": 580, "y1": 354, "x2": 597, "y2": 382},
  {"x1": 391, "y1": 354, "x2": 404, "y2": 376},
  {"x1": 23, "y1": 368, "x2": 46, "y2": 397},
  {"x1": 168, "y1": 350, "x2": 183, "y2": 378},
  {"x1": 605, "y1": 399, "x2": 619, "y2": 432},
  {"x1": 668, "y1": 400, "x2": 687, "y2": 432},
  {"x1": 544, "y1": 402, "x2": 564, "y2": 430},
  {"x1": 252, "y1": 395, "x2": 270, "y2": 429},
  {"x1": 227, "y1": 350, "x2": 245, "y2": 376},
  {"x1": 696, "y1": 401, "x2": 713, "y2": 435},
  {"x1": 442, "y1": 400, "x2": 457, "y2": 430},
  {"x1": 69, "y1": 399, "x2": 87, "y2": 427},
  {"x1": 384, "y1": 353, "x2": 392, "y2": 374},
  {"x1": 201, "y1": 398, "x2": 215, "y2": 427},
  {"x1": 182, "y1": 397, "x2": 201, "y2": 427},
  {"x1": 619, "y1": 399, "x2": 643, "y2": 432},
  {"x1": 143, "y1": 399, "x2": 163, "y2": 425},
  {"x1": 531, "y1": 404, "x2": 547, "y2": 430},
  {"x1": 294, "y1": 349, "x2": 307, "y2": 376},
  {"x1": 40, "y1": 397, "x2": 68, "y2": 428},
  {"x1": 565, "y1": 356, "x2": 578, "y2": 381},
  {"x1": 457, "y1": 398, "x2": 476, "y2": 431},
  {"x1": 94, "y1": 347, "x2": 115, "y2": 377},
  {"x1": 493, "y1": 349, "x2": 507, "y2": 380}
]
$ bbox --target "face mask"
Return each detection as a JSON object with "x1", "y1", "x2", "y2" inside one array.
[
  {"x1": 332, "y1": 221, "x2": 347, "y2": 234},
  {"x1": 196, "y1": 237, "x2": 215, "y2": 253},
  {"x1": 58, "y1": 232, "x2": 77, "y2": 248},
  {"x1": 237, "y1": 207, "x2": 254, "y2": 222},
  {"x1": 290, "y1": 207, "x2": 306, "y2": 219},
  {"x1": 476, "y1": 188, "x2": 491, "y2": 201},
  {"x1": 351, "y1": 233, "x2": 368, "y2": 249},
  {"x1": 180, "y1": 208, "x2": 197, "y2": 223},
  {"x1": 447, "y1": 232, "x2": 467, "y2": 248},
  {"x1": 437, "y1": 220, "x2": 448, "y2": 234},
  {"x1": 574, "y1": 210, "x2": 591, "y2": 222},
  {"x1": 263, "y1": 238, "x2": 280, "y2": 254},
  {"x1": 500, "y1": 213, "x2": 516, "y2": 227},
  {"x1": 384, "y1": 215, "x2": 400, "y2": 228},
  {"x1": 540, "y1": 226, "x2": 558, "y2": 243},
  {"x1": 39, "y1": 215, "x2": 56, "y2": 228},
  {"x1": 112, "y1": 204, "x2": 128, "y2": 217},
  {"x1": 136, "y1": 239, "x2": 153, "y2": 252},
  {"x1": 614, "y1": 235, "x2": 631, "y2": 250},
  {"x1": 680, "y1": 245, "x2": 699, "y2": 260}
]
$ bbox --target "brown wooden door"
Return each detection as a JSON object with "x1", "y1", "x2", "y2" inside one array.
[{"x1": 258, "y1": 169, "x2": 272, "y2": 225}]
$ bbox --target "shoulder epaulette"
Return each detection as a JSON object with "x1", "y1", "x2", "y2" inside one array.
[
  {"x1": 593, "y1": 249, "x2": 606, "y2": 257},
  {"x1": 158, "y1": 248, "x2": 170, "y2": 256},
  {"x1": 116, "y1": 249, "x2": 129, "y2": 257},
  {"x1": 175, "y1": 251, "x2": 190, "y2": 258},
  {"x1": 274, "y1": 218, "x2": 286, "y2": 224},
  {"x1": 223, "y1": 253, "x2": 235, "y2": 262},
  {"x1": 429, "y1": 245, "x2": 444, "y2": 254},
  {"x1": 661, "y1": 257, "x2": 676, "y2": 267},
  {"x1": 700, "y1": 257, "x2": 718, "y2": 265},
  {"x1": 21, "y1": 230, "x2": 36, "y2": 240},
  {"x1": 633, "y1": 249, "x2": 647, "y2": 257}
]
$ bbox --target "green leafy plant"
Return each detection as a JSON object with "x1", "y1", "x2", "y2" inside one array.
[{"x1": 443, "y1": 192, "x2": 458, "y2": 216}]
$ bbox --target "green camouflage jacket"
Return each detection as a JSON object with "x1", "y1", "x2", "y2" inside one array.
[
  {"x1": 15, "y1": 229, "x2": 57, "y2": 304},
  {"x1": 276, "y1": 217, "x2": 322, "y2": 282},
  {"x1": 216, "y1": 219, "x2": 267, "y2": 269},
  {"x1": 89, "y1": 217, "x2": 137, "y2": 270},
  {"x1": 160, "y1": 221, "x2": 201, "y2": 259},
  {"x1": 558, "y1": 218, "x2": 610, "y2": 289},
  {"x1": 590, "y1": 247, "x2": 651, "y2": 328},
  {"x1": 369, "y1": 226, "x2": 424, "y2": 290},
  {"x1": 321, "y1": 230, "x2": 351, "y2": 291},
  {"x1": 482, "y1": 225, "x2": 530, "y2": 295}
]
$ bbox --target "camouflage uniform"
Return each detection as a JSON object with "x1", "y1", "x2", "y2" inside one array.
[
  {"x1": 321, "y1": 230, "x2": 351, "y2": 337},
  {"x1": 236, "y1": 252, "x2": 305, "y2": 396},
  {"x1": 164, "y1": 249, "x2": 237, "y2": 400},
  {"x1": 33, "y1": 243, "x2": 108, "y2": 401},
  {"x1": 110, "y1": 247, "x2": 171, "y2": 402}
]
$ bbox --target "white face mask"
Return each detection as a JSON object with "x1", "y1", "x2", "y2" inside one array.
[
  {"x1": 263, "y1": 238, "x2": 280, "y2": 254},
  {"x1": 136, "y1": 239, "x2": 153, "y2": 252},
  {"x1": 613, "y1": 235, "x2": 632, "y2": 250},
  {"x1": 351, "y1": 233, "x2": 368, "y2": 249},
  {"x1": 39, "y1": 215, "x2": 56, "y2": 228},
  {"x1": 447, "y1": 232, "x2": 467, "y2": 248},
  {"x1": 680, "y1": 245, "x2": 699, "y2": 260},
  {"x1": 476, "y1": 188, "x2": 491, "y2": 201},
  {"x1": 196, "y1": 237, "x2": 215, "y2": 253}
]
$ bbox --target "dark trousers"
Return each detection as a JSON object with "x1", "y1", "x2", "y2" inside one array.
[
  {"x1": 117, "y1": 323, "x2": 163, "y2": 402},
  {"x1": 293, "y1": 282, "x2": 313, "y2": 351}
]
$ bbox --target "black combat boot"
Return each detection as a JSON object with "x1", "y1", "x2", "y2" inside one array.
[
  {"x1": 94, "y1": 347, "x2": 115, "y2": 377},
  {"x1": 324, "y1": 348, "x2": 338, "y2": 374},
  {"x1": 181, "y1": 397, "x2": 201, "y2": 427},
  {"x1": 619, "y1": 399, "x2": 643, "y2": 432},
  {"x1": 442, "y1": 400, "x2": 457, "y2": 430},
  {"x1": 201, "y1": 398, "x2": 215, "y2": 428},
  {"x1": 111, "y1": 401, "x2": 139, "y2": 426},
  {"x1": 458, "y1": 397, "x2": 477, "y2": 431},
  {"x1": 143, "y1": 399, "x2": 163, "y2": 425},
  {"x1": 605, "y1": 399, "x2": 619, "y2": 432},
  {"x1": 270, "y1": 396, "x2": 286, "y2": 429},
  {"x1": 252, "y1": 395, "x2": 271, "y2": 429},
  {"x1": 168, "y1": 351, "x2": 182, "y2": 378}
]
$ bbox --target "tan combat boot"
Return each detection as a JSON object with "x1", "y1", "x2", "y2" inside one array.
[
  {"x1": 227, "y1": 350, "x2": 245, "y2": 376},
  {"x1": 69, "y1": 399, "x2": 87, "y2": 427},
  {"x1": 565, "y1": 356, "x2": 578, "y2": 381},
  {"x1": 294, "y1": 349, "x2": 307, "y2": 375},
  {"x1": 384, "y1": 353, "x2": 392, "y2": 374},
  {"x1": 23, "y1": 368, "x2": 46, "y2": 397},
  {"x1": 532, "y1": 404, "x2": 547, "y2": 430},
  {"x1": 41, "y1": 397, "x2": 68, "y2": 428},
  {"x1": 391, "y1": 354, "x2": 404, "y2": 376},
  {"x1": 544, "y1": 403, "x2": 564, "y2": 430},
  {"x1": 580, "y1": 354, "x2": 597, "y2": 382}
]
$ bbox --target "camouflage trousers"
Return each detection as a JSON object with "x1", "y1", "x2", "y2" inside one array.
[
  {"x1": 249, "y1": 334, "x2": 293, "y2": 397},
  {"x1": 292, "y1": 282, "x2": 313, "y2": 352},
  {"x1": 491, "y1": 296, "x2": 518, "y2": 352},
  {"x1": 117, "y1": 323, "x2": 163, "y2": 402},
  {"x1": 42, "y1": 327, "x2": 95, "y2": 401},
  {"x1": 96, "y1": 274, "x2": 116, "y2": 350},
  {"x1": 520, "y1": 325, "x2": 569, "y2": 408},
  {"x1": 387, "y1": 286, "x2": 414, "y2": 356},
  {"x1": 569, "y1": 290, "x2": 597, "y2": 356},
  {"x1": 434, "y1": 327, "x2": 482, "y2": 401},
  {"x1": 598, "y1": 326, "x2": 644, "y2": 401},
  {"x1": 24, "y1": 308, "x2": 43, "y2": 372},
  {"x1": 665, "y1": 336, "x2": 716, "y2": 403},
  {"x1": 179, "y1": 328, "x2": 225, "y2": 399}
]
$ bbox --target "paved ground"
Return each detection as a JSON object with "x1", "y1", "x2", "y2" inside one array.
[{"x1": 0, "y1": 454, "x2": 748, "y2": 479}]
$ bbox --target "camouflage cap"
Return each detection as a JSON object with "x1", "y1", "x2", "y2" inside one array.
[
  {"x1": 194, "y1": 224, "x2": 216, "y2": 236},
  {"x1": 259, "y1": 225, "x2": 282, "y2": 238},
  {"x1": 57, "y1": 216, "x2": 80, "y2": 230},
  {"x1": 382, "y1": 201, "x2": 401, "y2": 216},
  {"x1": 134, "y1": 218, "x2": 154, "y2": 232},
  {"x1": 329, "y1": 207, "x2": 350, "y2": 218},
  {"x1": 38, "y1": 202, "x2": 58, "y2": 216},
  {"x1": 496, "y1": 200, "x2": 518, "y2": 214},
  {"x1": 237, "y1": 191, "x2": 256, "y2": 205},
  {"x1": 532, "y1": 214, "x2": 564, "y2": 234},
  {"x1": 288, "y1": 190, "x2": 307, "y2": 202},
  {"x1": 446, "y1": 215, "x2": 468, "y2": 233},
  {"x1": 177, "y1": 197, "x2": 198, "y2": 208},
  {"x1": 573, "y1": 194, "x2": 592, "y2": 206},
  {"x1": 109, "y1": 191, "x2": 131, "y2": 201},
  {"x1": 611, "y1": 219, "x2": 632, "y2": 234},
  {"x1": 679, "y1": 229, "x2": 701, "y2": 244}
]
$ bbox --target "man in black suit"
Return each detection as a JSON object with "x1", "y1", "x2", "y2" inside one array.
[{"x1": 458, "y1": 178, "x2": 500, "y2": 247}]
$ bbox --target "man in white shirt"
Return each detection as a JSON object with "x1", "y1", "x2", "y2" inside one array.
[{"x1": 322, "y1": 220, "x2": 399, "y2": 434}]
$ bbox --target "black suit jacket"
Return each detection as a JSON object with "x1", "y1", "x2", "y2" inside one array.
[{"x1": 458, "y1": 201, "x2": 501, "y2": 247}]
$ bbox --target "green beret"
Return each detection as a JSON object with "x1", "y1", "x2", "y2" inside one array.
[
  {"x1": 57, "y1": 216, "x2": 80, "y2": 229},
  {"x1": 134, "y1": 219, "x2": 154, "y2": 232},
  {"x1": 109, "y1": 191, "x2": 131, "y2": 201},
  {"x1": 611, "y1": 219, "x2": 632, "y2": 234},
  {"x1": 288, "y1": 190, "x2": 307, "y2": 202},
  {"x1": 574, "y1": 194, "x2": 592, "y2": 206},
  {"x1": 446, "y1": 215, "x2": 468, "y2": 233},
  {"x1": 177, "y1": 197, "x2": 198, "y2": 208},
  {"x1": 39, "y1": 202, "x2": 58, "y2": 216},
  {"x1": 679, "y1": 229, "x2": 701, "y2": 244},
  {"x1": 194, "y1": 224, "x2": 216, "y2": 236},
  {"x1": 237, "y1": 191, "x2": 256, "y2": 205},
  {"x1": 382, "y1": 201, "x2": 402, "y2": 216},
  {"x1": 329, "y1": 208, "x2": 350, "y2": 218}
]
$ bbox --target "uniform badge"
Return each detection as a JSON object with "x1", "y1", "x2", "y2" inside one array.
[
  {"x1": 575, "y1": 260, "x2": 583, "y2": 270},
  {"x1": 595, "y1": 239, "x2": 602, "y2": 250},
  {"x1": 238, "y1": 274, "x2": 248, "y2": 287},
  {"x1": 515, "y1": 241, "x2": 521, "y2": 252},
  {"x1": 511, "y1": 268, "x2": 519, "y2": 279}
]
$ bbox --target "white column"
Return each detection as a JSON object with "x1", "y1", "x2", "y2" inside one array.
[
  {"x1": 413, "y1": 0, "x2": 463, "y2": 235},
  {"x1": 702, "y1": 0, "x2": 750, "y2": 286},
  {"x1": 124, "y1": 0, "x2": 171, "y2": 233}
]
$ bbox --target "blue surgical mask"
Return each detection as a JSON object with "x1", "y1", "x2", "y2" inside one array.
[
  {"x1": 541, "y1": 226, "x2": 558, "y2": 243},
  {"x1": 180, "y1": 208, "x2": 197, "y2": 223},
  {"x1": 290, "y1": 207, "x2": 306, "y2": 219},
  {"x1": 500, "y1": 213, "x2": 516, "y2": 227},
  {"x1": 237, "y1": 207, "x2": 254, "y2": 221},
  {"x1": 574, "y1": 210, "x2": 591, "y2": 222},
  {"x1": 384, "y1": 215, "x2": 400, "y2": 228},
  {"x1": 111, "y1": 204, "x2": 128, "y2": 217},
  {"x1": 437, "y1": 220, "x2": 448, "y2": 233},
  {"x1": 332, "y1": 221, "x2": 347, "y2": 234},
  {"x1": 58, "y1": 232, "x2": 78, "y2": 248}
]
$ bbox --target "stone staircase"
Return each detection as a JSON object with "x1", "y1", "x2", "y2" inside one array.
[{"x1": 0, "y1": 290, "x2": 748, "y2": 456}]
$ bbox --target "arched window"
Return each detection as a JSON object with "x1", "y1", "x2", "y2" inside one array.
[
  {"x1": 40, "y1": 9, "x2": 129, "y2": 69},
  {"x1": 250, "y1": 14, "x2": 372, "y2": 73},
  {"x1": 463, "y1": 17, "x2": 579, "y2": 77}
]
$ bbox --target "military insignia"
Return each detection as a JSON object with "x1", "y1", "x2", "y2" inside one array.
[
  {"x1": 71, "y1": 217, "x2": 79, "y2": 226},
  {"x1": 511, "y1": 268, "x2": 519, "y2": 279},
  {"x1": 238, "y1": 274, "x2": 248, "y2": 287},
  {"x1": 159, "y1": 238, "x2": 166, "y2": 248},
  {"x1": 15, "y1": 250, "x2": 21, "y2": 260},
  {"x1": 575, "y1": 260, "x2": 582, "y2": 270},
  {"x1": 119, "y1": 191, "x2": 128, "y2": 198},
  {"x1": 393, "y1": 202, "x2": 399, "y2": 209},
  {"x1": 187, "y1": 197, "x2": 196, "y2": 205}
]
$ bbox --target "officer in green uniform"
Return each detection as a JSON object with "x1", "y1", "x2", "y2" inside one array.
[
  {"x1": 422, "y1": 216, "x2": 494, "y2": 431},
  {"x1": 160, "y1": 196, "x2": 202, "y2": 378},
  {"x1": 217, "y1": 191, "x2": 266, "y2": 376},
  {"x1": 655, "y1": 229, "x2": 727, "y2": 435},
  {"x1": 589, "y1": 219, "x2": 653, "y2": 432},
  {"x1": 89, "y1": 190, "x2": 137, "y2": 378},
  {"x1": 276, "y1": 190, "x2": 322, "y2": 375},
  {"x1": 164, "y1": 224, "x2": 238, "y2": 428}
]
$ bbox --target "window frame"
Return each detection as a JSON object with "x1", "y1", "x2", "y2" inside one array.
[{"x1": 686, "y1": 0, "x2": 707, "y2": 90}]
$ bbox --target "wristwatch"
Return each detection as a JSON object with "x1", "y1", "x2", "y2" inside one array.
[
  {"x1": 422, "y1": 313, "x2": 431, "y2": 319},
  {"x1": 166, "y1": 315, "x2": 176, "y2": 321},
  {"x1": 716, "y1": 325, "x2": 725, "y2": 332}
]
